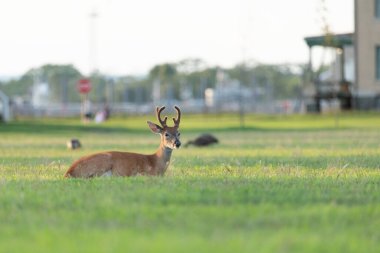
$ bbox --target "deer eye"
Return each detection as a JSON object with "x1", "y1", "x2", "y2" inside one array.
[
  {"x1": 177, "y1": 132, "x2": 181, "y2": 136},
  {"x1": 165, "y1": 133, "x2": 170, "y2": 137}
]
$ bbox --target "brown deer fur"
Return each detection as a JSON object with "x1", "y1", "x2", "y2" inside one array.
[{"x1": 64, "y1": 106, "x2": 181, "y2": 178}]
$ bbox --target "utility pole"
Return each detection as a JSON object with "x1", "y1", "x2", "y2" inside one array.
[
  {"x1": 89, "y1": 9, "x2": 99, "y2": 74},
  {"x1": 238, "y1": 0, "x2": 249, "y2": 128}
]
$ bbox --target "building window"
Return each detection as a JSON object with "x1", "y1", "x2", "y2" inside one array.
[
  {"x1": 376, "y1": 0, "x2": 380, "y2": 18},
  {"x1": 377, "y1": 46, "x2": 380, "y2": 80}
]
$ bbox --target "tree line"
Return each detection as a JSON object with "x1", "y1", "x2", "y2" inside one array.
[{"x1": 0, "y1": 59, "x2": 303, "y2": 105}]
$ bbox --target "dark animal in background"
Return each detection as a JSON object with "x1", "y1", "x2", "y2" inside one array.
[
  {"x1": 67, "y1": 139, "x2": 82, "y2": 150},
  {"x1": 185, "y1": 134, "x2": 219, "y2": 147}
]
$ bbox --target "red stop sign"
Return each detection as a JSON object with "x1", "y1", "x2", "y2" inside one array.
[{"x1": 77, "y1": 78, "x2": 92, "y2": 94}]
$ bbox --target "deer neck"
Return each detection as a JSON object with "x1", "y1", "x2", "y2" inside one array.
[{"x1": 154, "y1": 142, "x2": 173, "y2": 173}]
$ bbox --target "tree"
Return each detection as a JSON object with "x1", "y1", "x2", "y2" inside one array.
[
  {"x1": 227, "y1": 63, "x2": 301, "y2": 99},
  {"x1": 23, "y1": 64, "x2": 82, "y2": 103},
  {"x1": 149, "y1": 63, "x2": 178, "y2": 101},
  {"x1": 0, "y1": 76, "x2": 32, "y2": 98}
]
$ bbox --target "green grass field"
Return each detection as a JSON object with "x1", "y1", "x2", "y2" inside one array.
[{"x1": 0, "y1": 112, "x2": 380, "y2": 252}]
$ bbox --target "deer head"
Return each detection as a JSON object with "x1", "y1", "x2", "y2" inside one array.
[{"x1": 147, "y1": 106, "x2": 181, "y2": 149}]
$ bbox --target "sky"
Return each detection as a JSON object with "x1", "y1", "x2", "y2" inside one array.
[{"x1": 0, "y1": 0, "x2": 354, "y2": 77}]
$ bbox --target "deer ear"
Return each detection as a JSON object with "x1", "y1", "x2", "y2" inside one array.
[{"x1": 147, "y1": 121, "x2": 163, "y2": 134}]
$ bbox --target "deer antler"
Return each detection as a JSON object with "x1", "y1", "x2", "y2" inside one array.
[
  {"x1": 173, "y1": 106, "x2": 181, "y2": 127},
  {"x1": 156, "y1": 106, "x2": 168, "y2": 128}
]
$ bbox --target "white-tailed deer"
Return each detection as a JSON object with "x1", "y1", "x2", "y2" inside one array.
[{"x1": 64, "y1": 106, "x2": 181, "y2": 178}]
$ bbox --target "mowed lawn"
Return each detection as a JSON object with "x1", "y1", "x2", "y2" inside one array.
[{"x1": 0, "y1": 113, "x2": 380, "y2": 252}]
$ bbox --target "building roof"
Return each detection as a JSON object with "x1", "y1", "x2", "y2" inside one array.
[{"x1": 304, "y1": 33, "x2": 354, "y2": 48}]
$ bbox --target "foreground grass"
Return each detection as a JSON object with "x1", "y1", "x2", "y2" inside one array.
[{"x1": 0, "y1": 113, "x2": 380, "y2": 252}]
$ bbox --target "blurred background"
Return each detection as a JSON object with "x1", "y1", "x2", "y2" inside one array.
[{"x1": 1, "y1": 0, "x2": 378, "y2": 122}]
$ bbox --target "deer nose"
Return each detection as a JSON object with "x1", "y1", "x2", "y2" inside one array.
[{"x1": 175, "y1": 140, "x2": 181, "y2": 148}]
